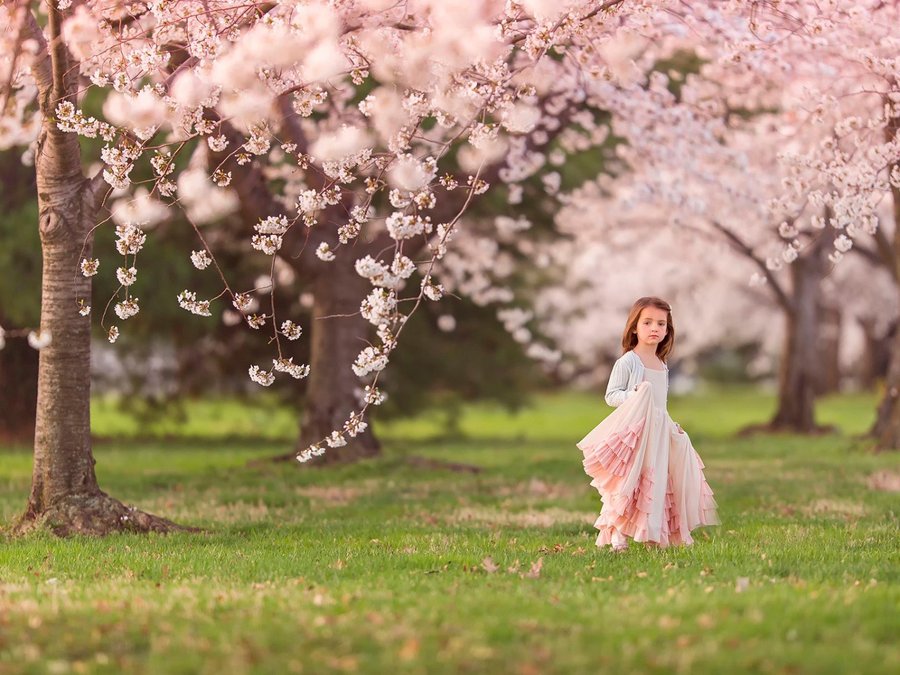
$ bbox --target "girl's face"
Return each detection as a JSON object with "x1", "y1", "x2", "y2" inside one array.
[{"x1": 634, "y1": 306, "x2": 668, "y2": 348}]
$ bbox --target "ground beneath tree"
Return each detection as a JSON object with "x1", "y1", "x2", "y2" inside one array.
[{"x1": 14, "y1": 492, "x2": 196, "y2": 537}]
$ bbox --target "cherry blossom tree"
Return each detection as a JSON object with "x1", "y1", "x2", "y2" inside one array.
[
  {"x1": 676, "y1": 0, "x2": 900, "y2": 445},
  {"x1": 0, "y1": 2, "x2": 185, "y2": 534},
  {"x1": 5, "y1": 0, "x2": 892, "y2": 541},
  {"x1": 0, "y1": 0, "x2": 651, "y2": 533}
]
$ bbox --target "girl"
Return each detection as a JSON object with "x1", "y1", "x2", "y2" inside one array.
[{"x1": 577, "y1": 297, "x2": 718, "y2": 550}]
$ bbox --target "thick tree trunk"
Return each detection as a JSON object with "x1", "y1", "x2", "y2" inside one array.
[
  {"x1": 0, "y1": 315, "x2": 39, "y2": 442},
  {"x1": 769, "y1": 245, "x2": 831, "y2": 432},
  {"x1": 14, "y1": 6, "x2": 184, "y2": 535},
  {"x1": 16, "y1": 173, "x2": 183, "y2": 536},
  {"x1": 294, "y1": 253, "x2": 381, "y2": 465}
]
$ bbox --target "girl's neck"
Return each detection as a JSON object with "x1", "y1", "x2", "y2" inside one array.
[
  {"x1": 633, "y1": 344, "x2": 665, "y2": 370},
  {"x1": 633, "y1": 344, "x2": 660, "y2": 362}
]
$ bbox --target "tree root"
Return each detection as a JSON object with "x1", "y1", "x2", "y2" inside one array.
[{"x1": 12, "y1": 491, "x2": 197, "y2": 537}]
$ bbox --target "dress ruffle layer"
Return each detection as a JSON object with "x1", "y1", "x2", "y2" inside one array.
[{"x1": 577, "y1": 381, "x2": 718, "y2": 548}]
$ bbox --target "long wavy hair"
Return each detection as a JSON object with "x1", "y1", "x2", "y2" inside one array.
[{"x1": 621, "y1": 296, "x2": 675, "y2": 362}]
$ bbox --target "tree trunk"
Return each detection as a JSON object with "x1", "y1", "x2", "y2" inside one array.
[
  {"x1": 858, "y1": 317, "x2": 892, "y2": 390},
  {"x1": 14, "y1": 6, "x2": 184, "y2": 535},
  {"x1": 0, "y1": 314, "x2": 39, "y2": 443},
  {"x1": 870, "y1": 109, "x2": 900, "y2": 449},
  {"x1": 294, "y1": 253, "x2": 381, "y2": 465},
  {"x1": 16, "y1": 170, "x2": 182, "y2": 536},
  {"x1": 814, "y1": 304, "x2": 841, "y2": 395},
  {"x1": 769, "y1": 245, "x2": 830, "y2": 432},
  {"x1": 871, "y1": 265, "x2": 900, "y2": 450},
  {"x1": 872, "y1": 321, "x2": 900, "y2": 449},
  {"x1": 870, "y1": 188, "x2": 900, "y2": 445}
]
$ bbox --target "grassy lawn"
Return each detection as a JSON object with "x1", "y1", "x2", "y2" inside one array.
[{"x1": 0, "y1": 389, "x2": 897, "y2": 674}]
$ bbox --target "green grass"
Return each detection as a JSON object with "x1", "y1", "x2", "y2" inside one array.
[{"x1": 0, "y1": 389, "x2": 897, "y2": 674}]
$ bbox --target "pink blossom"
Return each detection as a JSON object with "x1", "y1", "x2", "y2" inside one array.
[{"x1": 103, "y1": 88, "x2": 167, "y2": 131}]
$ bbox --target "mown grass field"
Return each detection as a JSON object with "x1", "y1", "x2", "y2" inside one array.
[{"x1": 0, "y1": 389, "x2": 897, "y2": 674}]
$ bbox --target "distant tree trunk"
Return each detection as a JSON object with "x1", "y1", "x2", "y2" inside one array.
[
  {"x1": 769, "y1": 227, "x2": 835, "y2": 433},
  {"x1": 295, "y1": 252, "x2": 381, "y2": 465},
  {"x1": 814, "y1": 305, "x2": 841, "y2": 395},
  {"x1": 770, "y1": 263, "x2": 819, "y2": 431},
  {"x1": 0, "y1": 314, "x2": 39, "y2": 443},
  {"x1": 872, "y1": 321, "x2": 900, "y2": 450},
  {"x1": 870, "y1": 128, "x2": 900, "y2": 449},
  {"x1": 858, "y1": 317, "x2": 892, "y2": 390},
  {"x1": 15, "y1": 6, "x2": 183, "y2": 535}
]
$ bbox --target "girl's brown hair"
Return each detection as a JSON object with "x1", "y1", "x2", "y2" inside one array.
[{"x1": 621, "y1": 296, "x2": 675, "y2": 362}]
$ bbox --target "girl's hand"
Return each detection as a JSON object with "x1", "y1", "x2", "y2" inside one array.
[{"x1": 675, "y1": 423, "x2": 684, "y2": 434}]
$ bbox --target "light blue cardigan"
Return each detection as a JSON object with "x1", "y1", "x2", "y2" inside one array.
[{"x1": 604, "y1": 350, "x2": 668, "y2": 408}]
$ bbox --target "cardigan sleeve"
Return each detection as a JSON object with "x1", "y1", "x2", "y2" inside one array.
[{"x1": 604, "y1": 354, "x2": 634, "y2": 408}]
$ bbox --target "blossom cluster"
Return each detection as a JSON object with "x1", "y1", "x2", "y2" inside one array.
[{"x1": 5, "y1": 0, "x2": 708, "y2": 461}]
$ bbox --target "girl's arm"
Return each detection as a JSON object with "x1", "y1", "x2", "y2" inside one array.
[{"x1": 604, "y1": 356, "x2": 635, "y2": 408}]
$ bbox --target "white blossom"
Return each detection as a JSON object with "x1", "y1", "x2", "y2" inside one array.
[
  {"x1": 177, "y1": 290, "x2": 212, "y2": 316},
  {"x1": 251, "y1": 234, "x2": 283, "y2": 255},
  {"x1": 363, "y1": 385, "x2": 387, "y2": 405},
  {"x1": 191, "y1": 250, "x2": 213, "y2": 270},
  {"x1": 233, "y1": 293, "x2": 256, "y2": 312},
  {"x1": 390, "y1": 254, "x2": 416, "y2": 280},
  {"x1": 247, "y1": 314, "x2": 267, "y2": 329},
  {"x1": 296, "y1": 444, "x2": 325, "y2": 462},
  {"x1": 80, "y1": 258, "x2": 100, "y2": 277},
  {"x1": 27, "y1": 330, "x2": 52, "y2": 350},
  {"x1": 114, "y1": 298, "x2": 140, "y2": 320},
  {"x1": 422, "y1": 278, "x2": 444, "y2": 301},
  {"x1": 115, "y1": 224, "x2": 148, "y2": 256},
  {"x1": 315, "y1": 242, "x2": 336, "y2": 261},
  {"x1": 280, "y1": 320, "x2": 303, "y2": 340},
  {"x1": 251, "y1": 215, "x2": 288, "y2": 255},
  {"x1": 116, "y1": 267, "x2": 137, "y2": 287},
  {"x1": 249, "y1": 365, "x2": 275, "y2": 386},
  {"x1": 385, "y1": 212, "x2": 433, "y2": 240},
  {"x1": 352, "y1": 346, "x2": 389, "y2": 377},
  {"x1": 207, "y1": 135, "x2": 228, "y2": 152},
  {"x1": 834, "y1": 234, "x2": 853, "y2": 253},
  {"x1": 360, "y1": 288, "x2": 397, "y2": 326},
  {"x1": 273, "y1": 357, "x2": 311, "y2": 379},
  {"x1": 343, "y1": 413, "x2": 368, "y2": 437}
]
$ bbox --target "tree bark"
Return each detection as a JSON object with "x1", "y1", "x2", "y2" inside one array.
[
  {"x1": 814, "y1": 304, "x2": 841, "y2": 395},
  {"x1": 858, "y1": 317, "x2": 892, "y2": 390},
  {"x1": 768, "y1": 228, "x2": 836, "y2": 432},
  {"x1": 872, "y1": 320, "x2": 900, "y2": 449},
  {"x1": 14, "y1": 6, "x2": 184, "y2": 535},
  {"x1": 294, "y1": 252, "x2": 381, "y2": 465}
]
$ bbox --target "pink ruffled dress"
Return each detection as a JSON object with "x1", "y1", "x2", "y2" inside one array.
[{"x1": 577, "y1": 367, "x2": 719, "y2": 548}]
